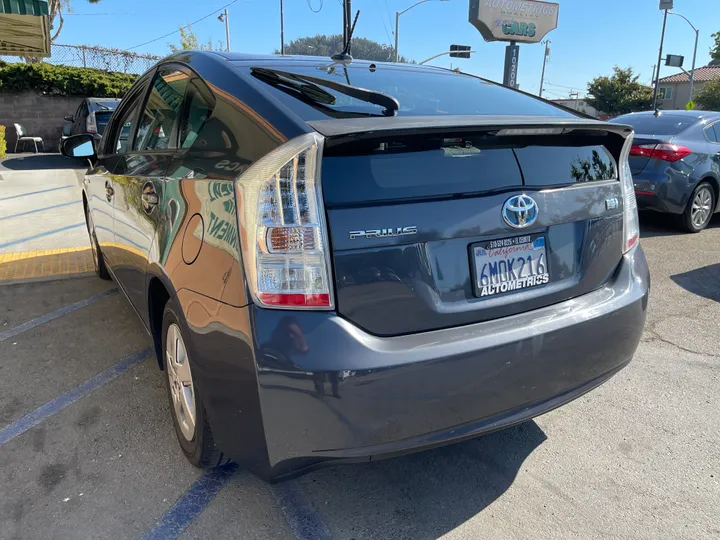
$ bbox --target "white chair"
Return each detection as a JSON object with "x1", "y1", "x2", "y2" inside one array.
[{"x1": 14, "y1": 123, "x2": 45, "y2": 153}]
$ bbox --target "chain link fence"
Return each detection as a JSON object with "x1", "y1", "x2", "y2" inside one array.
[{"x1": 1, "y1": 44, "x2": 160, "y2": 74}]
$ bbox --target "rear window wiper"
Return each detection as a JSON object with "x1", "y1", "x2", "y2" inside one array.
[
  {"x1": 251, "y1": 67, "x2": 337, "y2": 106},
  {"x1": 250, "y1": 66, "x2": 400, "y2": 117}
]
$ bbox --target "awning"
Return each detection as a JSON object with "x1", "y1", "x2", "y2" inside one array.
[{"x1": 0, "y1": 0, "x2": 51, "y2": 57}]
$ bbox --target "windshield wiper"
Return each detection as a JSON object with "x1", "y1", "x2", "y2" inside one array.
[{"x1": 250, "y1": 66, "x2": 399, "y2": 117}]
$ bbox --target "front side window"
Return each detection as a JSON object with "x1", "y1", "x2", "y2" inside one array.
[
  {"x1": 111, "y1": 95, "x2": 144, "y2": 154},
  {"x1": 135, "y1": 68, "x2": 190, "y2": 151}
]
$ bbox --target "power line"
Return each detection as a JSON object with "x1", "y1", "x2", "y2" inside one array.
[
  {"x1": 374, "y1": 0, "x2": 393, "y2": 44},
  {"x1": 128, "y1": 0, "x2": 242, "y2": 51},
  {"x1": 545, "y1": 81, "x2": 587, "y2": 91}
]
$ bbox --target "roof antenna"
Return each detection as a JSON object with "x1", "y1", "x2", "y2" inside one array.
[{"x1": 332, "y1": 9, "x2": 360, "y2": 62}]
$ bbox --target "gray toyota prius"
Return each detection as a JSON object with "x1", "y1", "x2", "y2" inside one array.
[{"x1": 61, "y1": 51, "x2": 650, "y2": 480}]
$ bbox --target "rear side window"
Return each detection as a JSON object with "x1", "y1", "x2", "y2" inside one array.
[
  {"x1": 135, "y1": 68, "x2": 190, "y2": 151},
  {"x1": 517, "y1": 146, "x2": 616, "y2": 185},
  {"x1": 705, "y1": 125, "x2": 720, "y2": 143},
  {"x1": 179, "y1": 79, "x2": 214, "y2": 149},
  {"x1": 611, "y1": 114, "x2": 699, "y2": 136}
]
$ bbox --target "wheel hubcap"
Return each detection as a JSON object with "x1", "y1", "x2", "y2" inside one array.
[
  {"x1": 166, "y1": 323, "x2": 196, "y2": 441},
  {"x1": 691, "y1": 187, "x2": 713, "y2": 228}
]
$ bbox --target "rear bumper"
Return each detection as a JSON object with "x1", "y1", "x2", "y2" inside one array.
[
  {"x1": 633, "y1": 170, "x2": 692, "y2": 214},
  {"x1": 246, "y1": 246, "x2": 649, "y2": 479}
]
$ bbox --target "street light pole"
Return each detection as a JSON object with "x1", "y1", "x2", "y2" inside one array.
[
  {"x1": 668, "y1": 11, "x2": 699, "y2": 102},
  {"x1": 652, "y1": 9, "x2": 669, "y2": 110},
  {"x1": 280, "y1": 0, "x2": 285, "y2": 55},
  {"x1": 394, "y1": 0, "x2": 448, "y2": 63}
]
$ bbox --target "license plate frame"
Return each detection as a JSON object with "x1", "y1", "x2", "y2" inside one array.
[{"x1": 470, "y1": 234, "x2": 550, "y2": 299}]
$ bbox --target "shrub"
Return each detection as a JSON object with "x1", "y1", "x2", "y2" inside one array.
[
  {"x1": 0, "y1": 125, "x2": 6, "y2": 159},
  {"x1": 0, "y1": 62, "x2": 137, "y2": 97}
]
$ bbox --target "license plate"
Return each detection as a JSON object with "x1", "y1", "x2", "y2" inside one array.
[{"x1": 472, "y1": 235, "x2": 549, "y2": 298}]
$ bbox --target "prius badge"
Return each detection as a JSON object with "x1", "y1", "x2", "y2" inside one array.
[
  {"x1": 502, "y1": 194, "x2": 538, "y2": 229},
  {"x1": 349, "y1": 226, "x2": 417, "y2": 240}
]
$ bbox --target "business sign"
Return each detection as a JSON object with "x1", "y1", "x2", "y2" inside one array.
[
  {"x1": 503, "y1": 44, "x2": 520, "y2": 87},
  {"x1": 469, "y1": 0, "x2": 559, "y2": 43}
]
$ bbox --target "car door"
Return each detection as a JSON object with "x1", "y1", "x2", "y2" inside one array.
[
  {"x1": 89, "y1": 83, "x2": 148, "y2": 269},
  {"x1": 110, "y1": 65, "x2": 191, "y2": 324}
]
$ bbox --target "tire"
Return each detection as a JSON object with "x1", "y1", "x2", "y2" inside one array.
[
  {"x1": 161, "y1": 298, "x2": 229, "y2": 468},
  {"x1": 85, "y1": 210, "x2": 111, "y2": 280},
  {"x1": 680, "y1": 181, "x2": 716, "y2": 233}
]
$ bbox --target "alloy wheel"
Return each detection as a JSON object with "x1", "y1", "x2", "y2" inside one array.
[
  {"x1": 166, "y1": 323, "x2": 196, "y2": 441},
  {"x1": 691, "y1": 186, "x2": 713, "y2": 229}
]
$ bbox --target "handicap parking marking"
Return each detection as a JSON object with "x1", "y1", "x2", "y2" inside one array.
[
  {"x1": 272, "y1": 480, "x2": 333, "y2": 540},
  {"x1": 0, "y1": 200, "x2": 81, "y2": 221},
  {"x1": 142, "y1": 463, "x2": 241, "y2": 540},
  {"x1": 0, "y1": 222, "x2": 86, "y2": 250},
  {"x1": 0, "y1": 348, "x2": 151, "y2": 445},
  {"x1": 0, "y1": 184, "x2": 76, "y2": 202},
  {"x1": 0, "y1": 287, "x2": 117, "y2": 342}
]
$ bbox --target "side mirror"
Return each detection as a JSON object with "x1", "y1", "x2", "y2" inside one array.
[
  {"x1": 61, "y1": 134, "x2": 96, "y2": 159},
  {"x1": 64, "y1": 115, "x2": 74, "y2": 122}
]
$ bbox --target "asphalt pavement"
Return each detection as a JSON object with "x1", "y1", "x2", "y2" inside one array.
[{"x1": 0, "y1": 212, "x2": 718, "y2": 540}]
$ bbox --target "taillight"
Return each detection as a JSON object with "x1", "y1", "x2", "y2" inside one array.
[
  {"x1": 630, "y1": 143, "x2": 691, "y2": 162},
  {"x1": 86, "y1": 113, "x2": 97, "y2": 133},
  {"x1": 236, "y1": 132, "x2": 333, "y2": 309},
  {"x1": 620, "y1": 134, "x2": 640, "y2": 252}
]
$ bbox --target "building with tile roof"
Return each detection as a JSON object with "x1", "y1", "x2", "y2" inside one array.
[{"x1": 656, "y1": 62, "x2": 720, "y2": 110}]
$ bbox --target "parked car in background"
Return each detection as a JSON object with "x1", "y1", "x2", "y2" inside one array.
[
  {"x1": 60, "y1": 52, "x2": 649, "y2": 481},
  {"x1": 64, "y1": 98, "x2": 121, "y2": 141},
  {"x1": 610, "y1": 110, "x2": 720, "y2": 232}
]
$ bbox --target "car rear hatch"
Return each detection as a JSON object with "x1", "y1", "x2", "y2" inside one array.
[
  {"x1": 312, "y1": 116, "x2": 633, "y2": 336},
  {"x1": 94, "y1": 111, "x2": 113, "y2": 135}
]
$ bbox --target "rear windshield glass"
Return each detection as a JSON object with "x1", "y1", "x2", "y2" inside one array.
[
  {"x1": 91, "y1": 101, "x2": 119, "y2": 111},
  {"x1": 322, "y1": 140, "x2": 616, "y2": 206},
  {"x1": 239, "y1": 63, "x2": 572, "y2": 120},
  {"x1": 610, "y1": 114, "x2": 699, "y2": 135}
]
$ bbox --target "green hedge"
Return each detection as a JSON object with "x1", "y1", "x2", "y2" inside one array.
[
  {"x1": 0, "y1": 61, "x2": 137, "y2": 97},
  {"x1": 0, "y1": 125, "x2": 6, "y2": 159}
]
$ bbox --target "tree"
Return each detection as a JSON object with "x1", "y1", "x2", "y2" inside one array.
[
  {"x1": 279, "y1": 34, "x2": 412, "y2": 63},
  {"x1": 586, "y1": 66, "x2": 653, "y2": 116},
  {"x1": 695, "y1": 78, "x2": 720, "y2": 110},
  {"x1": 710, "y1": 32, "x2": 720, "y2": 66},
  {"x1": 168, "y1": 25, "x2": 220, "y2": 52},
  {"x1": 49, "y1": 1, "x2": 101, "y2": 42}
]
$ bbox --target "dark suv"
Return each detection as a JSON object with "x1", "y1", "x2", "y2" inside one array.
[
  {"x1": 61, "y1": 51, "x2": 649, "y2": 481},
  {"x1": 64, "y1": 97, "x2": 121, "y2": 141}
]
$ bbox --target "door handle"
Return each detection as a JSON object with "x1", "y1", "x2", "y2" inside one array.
[
  {"x1": 141, "y1": 193, "x2": 159, "y2": 206},
  {"x1": 141, "y1": 182, "x2": 159, "y2": 213}
]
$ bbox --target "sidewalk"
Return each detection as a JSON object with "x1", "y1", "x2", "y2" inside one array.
[{"x1": 0, "y1": 154, "x2": 92, "y2": 282}]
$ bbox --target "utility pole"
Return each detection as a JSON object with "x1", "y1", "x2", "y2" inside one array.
[
  {"x1": 538, "y1": 40, "x2": 550, "y2": 97},
  {"x1": 652, "y1": 9, "x2": 669, "y2": 110},
  {"x1": 280, "y1": 0, "x2": 285, "y2": 55},
  {"x1": 223, "y1": 9, "x2": 230, "y2": 52}
]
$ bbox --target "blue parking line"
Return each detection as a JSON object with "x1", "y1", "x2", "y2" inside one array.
[
  {"x1": 0, "y1": 348, "x2": 151, "y2": 446},
  {"x1": 0, "y1": 200, "x2": 80, "y2": 221},
  {"x1": 0, "y1": 288, "x2": 117, "y2": 343},
  {"x1": 0, "y1": 185, "x2": 75, "y2": 202},
  {"x1": 141, "y1": 463, "x2": 240, "y2": 540},
  {"x1": 0, "y1": 222, "x2": 85, "y2": 250},
  {"x1": 273, "y1": 481, "x2": 333, "y2": 540}
]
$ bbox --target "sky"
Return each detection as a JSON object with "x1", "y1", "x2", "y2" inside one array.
[{"x1": 58, "y1": 0, "x2": 720, "y2": 100}]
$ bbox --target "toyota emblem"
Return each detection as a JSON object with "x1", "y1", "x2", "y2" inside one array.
[{"x1": 502, "y1": 194, "x2": 539, "y2": 229}]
